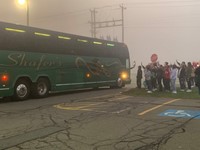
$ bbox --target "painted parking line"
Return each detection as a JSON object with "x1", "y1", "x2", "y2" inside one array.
[
  {"x1": 108, "y1": 95, "x2": 131, "y2": 102},
  {"x1": 54, "y1": 102, "x2": 106, "y2": 111},
  {"x1": 111, "y1": 107, "x2": 131, "y2": 114},
  {"x1": 138, "y1": 99, "x2": 181, "y2": 116},
  {"x1": 54, "y1": 95, "x2": 131, "y2": 113}
]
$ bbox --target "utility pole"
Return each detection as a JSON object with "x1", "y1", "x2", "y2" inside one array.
[
  {"x1": 90, "y1": 9, "x2": 97, "y2": 38},
  {"x1": 89, "y1": 4, "x2": 126, "y2": 43},
  {"x1": 120, "y1": 4, "x2": 126, "y2": 43}
]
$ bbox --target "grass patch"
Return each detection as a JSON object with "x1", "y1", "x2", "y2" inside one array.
[{"x1": 124, "y1": 87, "x2": 200, "y2": 99}]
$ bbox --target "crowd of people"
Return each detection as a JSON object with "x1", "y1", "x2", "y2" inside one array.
[{"x1": 135, "y1": 61, "x2": 200, "y2": 95}]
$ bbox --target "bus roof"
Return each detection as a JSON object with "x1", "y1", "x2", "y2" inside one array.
[{"x1": 0, "y1": 21, "x2": 129, "y2": 58}]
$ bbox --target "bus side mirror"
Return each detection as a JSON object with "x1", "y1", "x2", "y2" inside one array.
[{"x1": 130, "y1": 61, "x2": 136, "y2": 70}]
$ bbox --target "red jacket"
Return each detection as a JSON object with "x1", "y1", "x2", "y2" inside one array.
[{"x1": 164, "y1": 67, "x2": 170, "y2": 79}]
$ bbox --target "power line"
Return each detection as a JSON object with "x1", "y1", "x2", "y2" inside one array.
[
  {"x1": 124, "y1": 25, "x2": 200, "y2": 29},
  {"x1": 89, "y1": 4, "x2": 126, "y2": 42},
  {"x1": 124, "y1": 0, "x2": 200, "y2": 5},
  {"x1": 124, "y1": 0, "x2": 200, "y2": 8}
]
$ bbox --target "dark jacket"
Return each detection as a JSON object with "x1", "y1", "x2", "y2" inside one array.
[
  {"x1": 178, "y1": 67, "x2": 186, "y2": 78},
  {"x1": 195, "y1": 66, "x2": 200, "y2": 86},
  {"x1": 137, "y1": 68, "x2": 143, "y2": 79}
]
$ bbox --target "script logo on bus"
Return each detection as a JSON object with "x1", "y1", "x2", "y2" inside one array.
[
  {"x1": 75, "y1": 57, "x2": 111, "y2": 77},
  {"x1": 0, "y1": 53, "x2": 63, "y2": 70}
]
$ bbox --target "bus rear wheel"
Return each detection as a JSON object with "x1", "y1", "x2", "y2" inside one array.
[
  {"x1": 32, "y1": 78, "x2": 50, "y2": 98},
  {"x1": 14, "y1": 79, "x2": 30, "y2": 101}
]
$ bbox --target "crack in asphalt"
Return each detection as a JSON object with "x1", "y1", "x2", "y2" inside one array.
[
  {"x1": 1, "y1": 94, "x2": 200, "y2": 150},
  {"x1": 0, "y1": 126, "x2": 66, "y2": 150},
  {"x1": 136, "y1": 114, "x2": 200, "y2": 150}
]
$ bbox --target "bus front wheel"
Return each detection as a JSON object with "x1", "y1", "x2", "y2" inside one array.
[
  {"x1": 117, "y1": 78, "x2": 123, "y2": 88},
  {"x1": 32, "y1": 78, "x2": 50, "y2": 98},
  {"x1": 110, "y1": 78, "x2": 124, "y2": 89},
  {"x1": 14, "y1": 79, "x2": 31, "y2": 101}
]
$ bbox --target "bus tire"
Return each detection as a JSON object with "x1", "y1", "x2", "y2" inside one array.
[
  {"x1": 32, "y1": 78, "x2": 50, "y2": 98},
  {"x1": 117, "y1": 77, "x2": 123, "y2": 88},
  {"x1": 13, "y1": 79, "x2": 31, "y2": 101}
]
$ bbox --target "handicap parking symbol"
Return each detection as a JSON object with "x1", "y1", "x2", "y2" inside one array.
[{"x1": 159, "y1": 109, "x2": 200, "y2": 119}]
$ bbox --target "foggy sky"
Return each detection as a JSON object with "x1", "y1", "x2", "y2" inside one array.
[{"x1": 1, "y1": 0, "x2": 200, "y2": 66}]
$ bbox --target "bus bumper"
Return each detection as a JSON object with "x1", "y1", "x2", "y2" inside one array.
[{"x1": 0, "y1": 88, "x2": 12, "y2": 98}]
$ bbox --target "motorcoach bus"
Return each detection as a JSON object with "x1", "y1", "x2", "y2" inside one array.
[{"x1": 0, "y1": 21, "x2": 131, "y2": 100}]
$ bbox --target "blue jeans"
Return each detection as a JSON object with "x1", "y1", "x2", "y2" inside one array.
[
  {"x1": 171, "y1": 79, "x2": 176, "y2": 92},
  {"x1": 146, "y1": 80, "x2": 152, "y2": 91},
  {"x1": 179, "y1": 77, "x2": 186, "y2": 90}
]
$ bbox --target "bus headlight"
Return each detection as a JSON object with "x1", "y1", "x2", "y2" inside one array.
[{"x1": 120, "y1": 72, "x2": 128, "y2": 80}]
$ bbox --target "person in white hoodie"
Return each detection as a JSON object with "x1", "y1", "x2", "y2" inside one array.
[
  {"x1": 170, "y1": 64, "x2": 178, "y2": 93},
  {"x1": 144, "y1": 65, "x2": 152, "y2": 93}
]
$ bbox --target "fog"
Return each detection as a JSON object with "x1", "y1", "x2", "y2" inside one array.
[{"x1": 1, "y1": 0, "x2": 200, "y2": 67}]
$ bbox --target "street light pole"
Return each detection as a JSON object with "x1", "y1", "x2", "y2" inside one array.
[
  {"x1": 17, "y1": 0, "x2": 30, "y2": 26},
  {"x1": 26, "y1": 0, "x2": 29, "y2": 26}
]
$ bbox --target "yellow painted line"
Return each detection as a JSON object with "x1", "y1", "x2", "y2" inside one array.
[
  {"x1": 112, "y1": 107, "x2": 131, "y2": 114},
  {"x1": 76, "y1": 102, "x2": 106, "y2": 109},
  {"x1": 54, "y1": 104, "x2": 87, "y2": 110},
  {"x1": 54, "y1": 102, "x2": 106, "y2": 111},
  {"x1": 138, "y1": 99, "x2": 181, "y2": 116},
  {"x1": 80, "y1": 94, "x2": 115, "y2": 101},
  {"x1": 109, "y1": 96, "x2": 130, "y2": 102},
  {"x1": 54, "y1": 95, "x2": 130, "y2": 111}
]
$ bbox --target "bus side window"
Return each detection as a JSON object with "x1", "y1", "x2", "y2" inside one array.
[{"x1": 3, "y1": 29, "x2": 27, "y2": 52}]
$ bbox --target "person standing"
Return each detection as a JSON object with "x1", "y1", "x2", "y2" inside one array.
[
  {"x1": 157, "y1": 65, "x2": 164, "y2": 92},
  {"x1": 136, "y1": 66, "x2": 143, "y2": 88},
  {"x1": 163, "y1": 62, "x2": 170, "y2": 92},
  {"x1": 170, "y1": 64, "x2": 178, "y2": 93},
  {"x1": 186, "y1": 62, "x2": 193, "y2": 92},
  {"x1": 191, "y1": 64, "x2": 195, "y2": 87},
  {"x1": 195, "y1": 65, "x2": 200, "y2": 95},
  {"x1": 151, "y1": 65, "x2": 157, "y2": 91},
  {"x1": 144, "y1": 65, "x2": 152, "y2": 93},
  {"x1": 177, "y1": 62, "x2": 186, "y2": 91}
]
